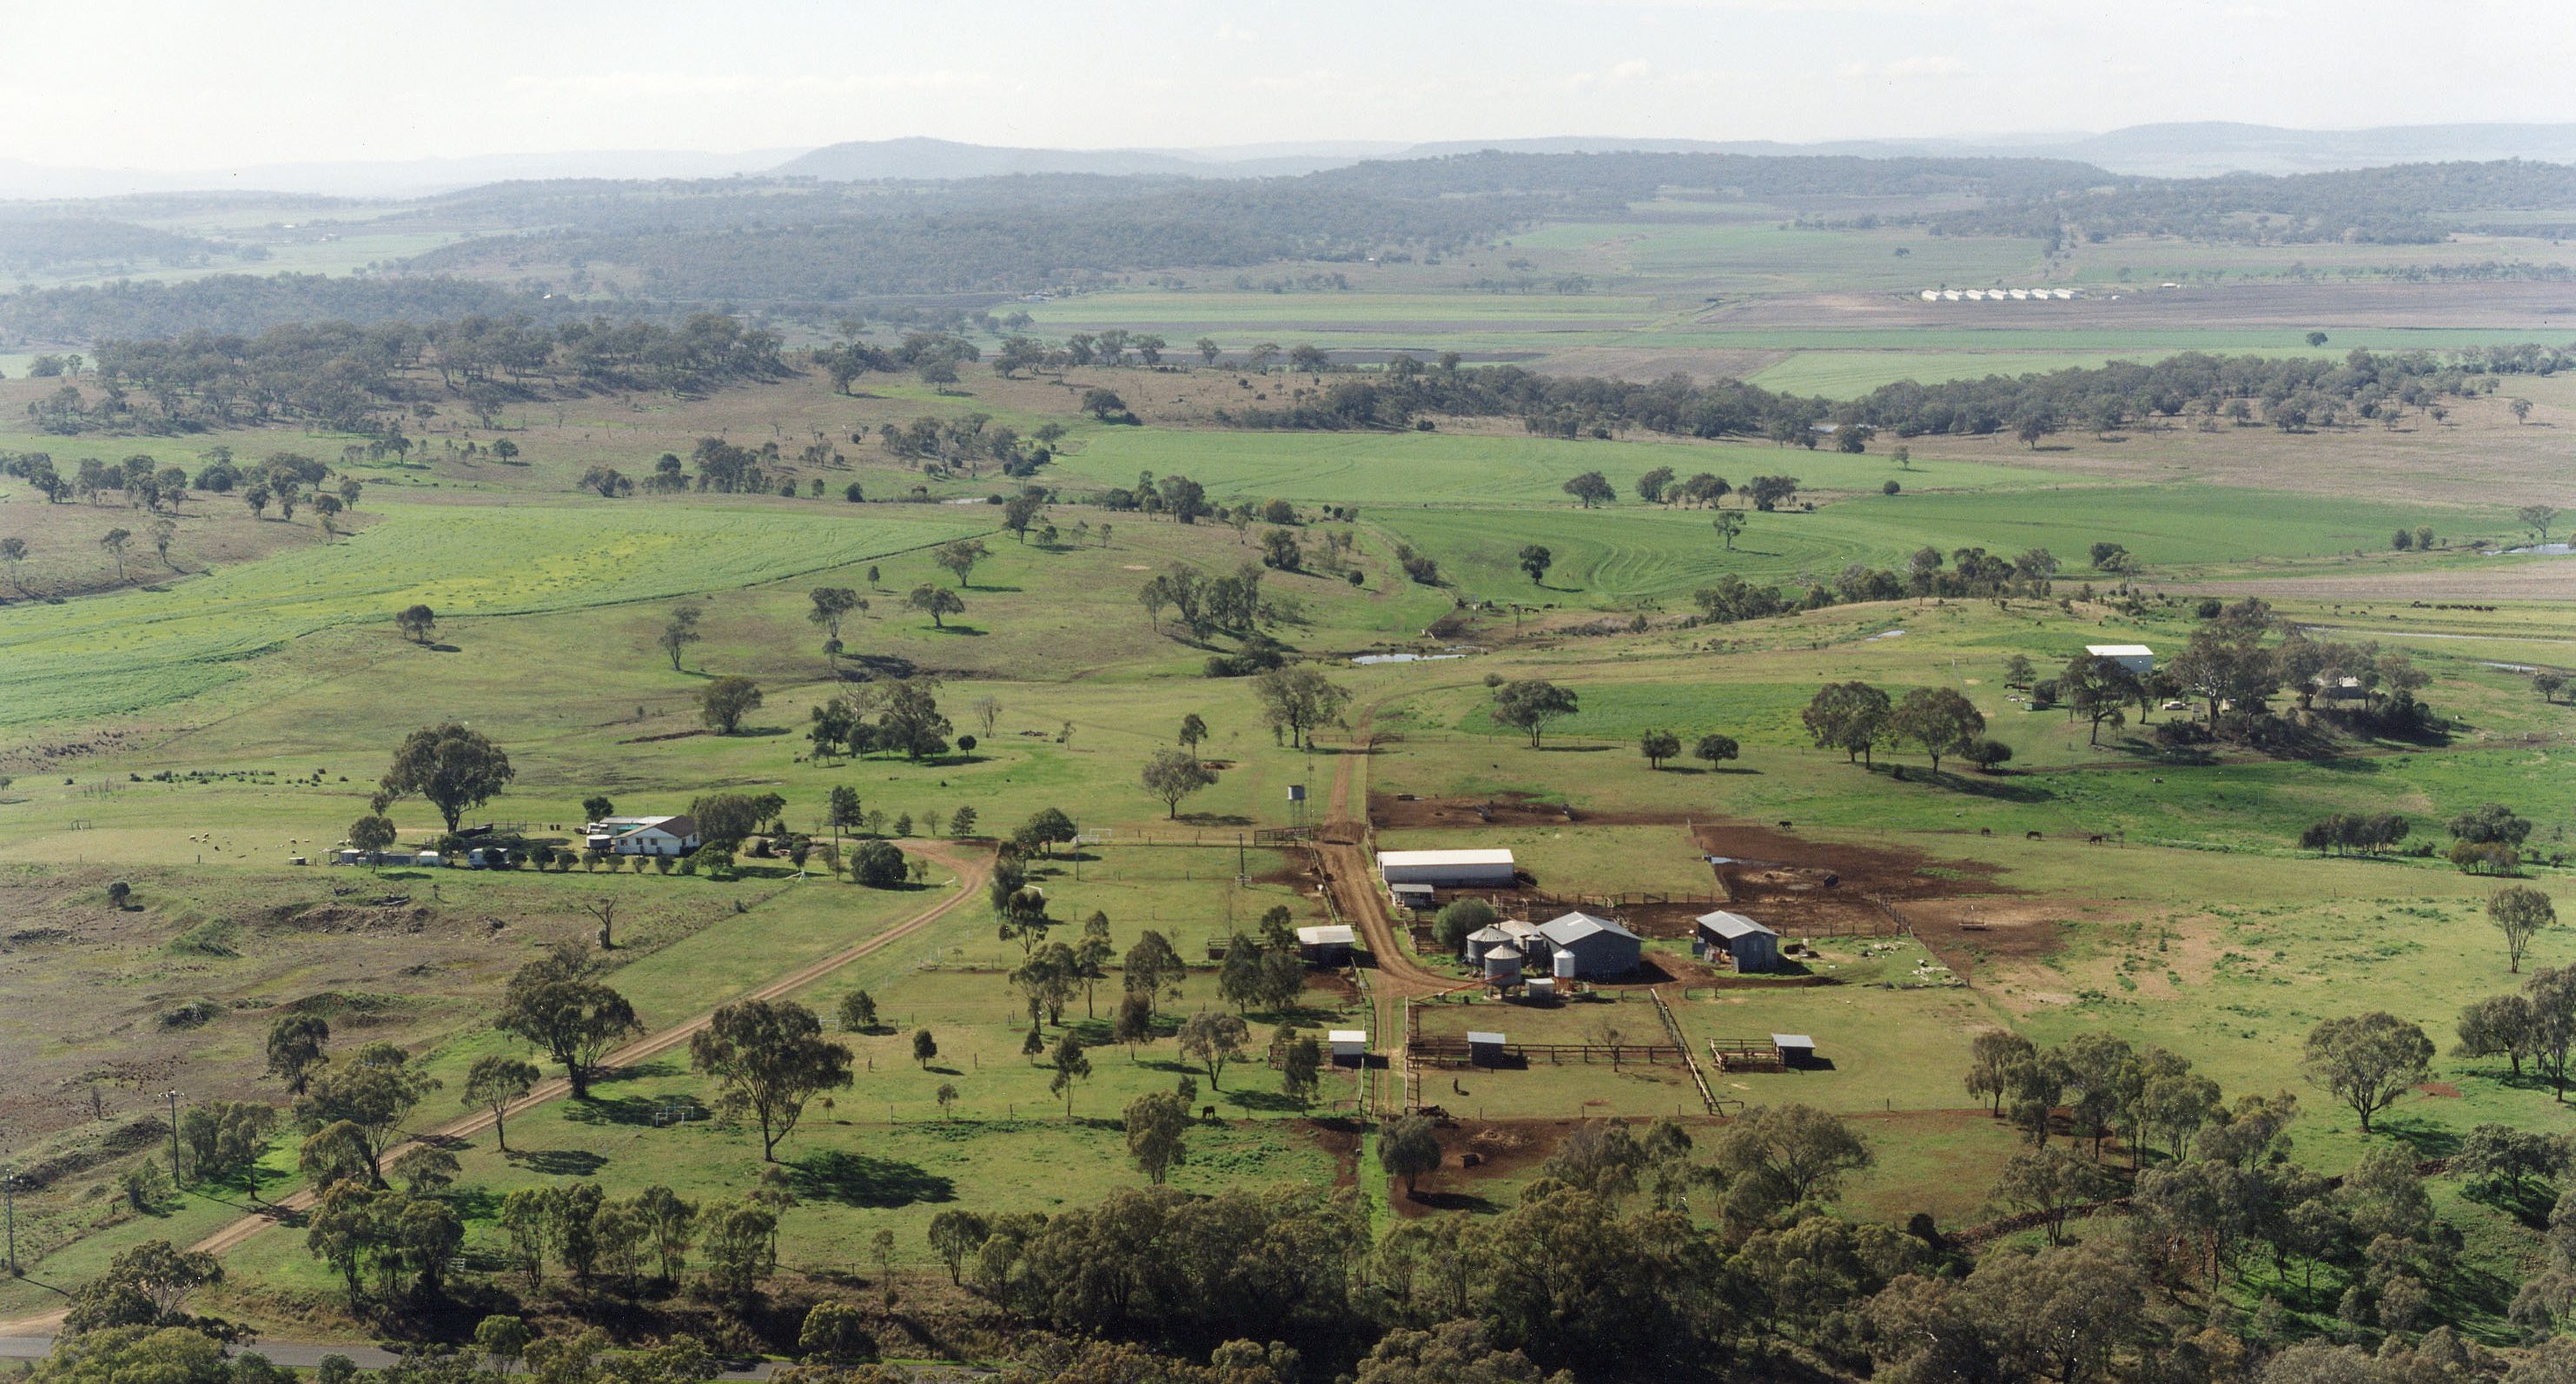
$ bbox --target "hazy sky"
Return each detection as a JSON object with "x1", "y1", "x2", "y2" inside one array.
[{"x1": 7, "y1": 0, "x2": 2571, "y2": 169}]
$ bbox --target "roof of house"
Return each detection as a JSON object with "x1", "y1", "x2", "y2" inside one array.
[
  {"x1": 1296, "y1": 925, "x2": 1355, "y2": 946},
  {"x1": 599, "y1": 814, "x2": 698, "y2": 838},
  {"x1": 2085, "y1": 644, "x2": 2155, "y2": 658},
  {"x1": 1696, "y1": 910, "x2": 1778, "y2": 940},
  {"x1": 1771, "y1": 1033, "x2": 1817, "y2": 1049},
  {"x1": 1378, "y1": 848, "x2": 1516, "y2": 869},
  {"x1": 1467, "y1": 1031, "x2": 1506, "y2": 1045},
  {"x1": 1540, "y1": 911, "x2": 1641, "y2": 946}
]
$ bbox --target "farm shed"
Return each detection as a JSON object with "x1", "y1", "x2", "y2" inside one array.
[
  {"x1": 1389, "y1": 882, "x2": 1436, "y2": 911},
  {"x1": 2083, "y1": 644, "x2": 2155, "y2": 675},
  {"x1": 1296, "y1": 924, "x2": 1354, "y2": 967},
  {"x1": 1377, "y1": 847, "x2": 1516, "y2": 888},
  {"x1": 413, "y1": 850, "x2": 444, "y2": 867},
  {"x1": 1328, "y1": 1030, "x2": 1367, "y2": 1065},
  {"x1": 1523, "y1": 976, "x2": 1557, "y2": 1003},
  {"x1": 1536, "y1": 911, "x2": 1643, "y2": 978},
  {"x1": 1772, "y1": 1034, "x2": 1817, "y2": 1067},
  {"x1": 1695, "y1": 911, "x2": 1781, "y2": 973},
  {"x1": 1467, "y1": 1031, "x2": 1507, "y2": 1066},
  {"x1": 587, "y1": 814, "x2": 702, "y2": 857},
  {"x1": 1463, "y1": 924, "x2": 1515, "y2": 964}
]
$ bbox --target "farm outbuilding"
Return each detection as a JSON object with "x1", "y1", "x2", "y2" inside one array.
[
  {"x1": 1328, "y1": 1030, "x2": 1367, "y2": 1065},
  {"x1": 1463, "y1": 924, "x2": 1514, "y2": 964},
  {"x1": 1695, "y1": 911, "x2": 1781, "y2": 973},
  {"x1": 1377, "y1": 847, "x2": 1516, "y2": 888},
  {"x1": 1535, "y1": 911, "x2": 1643, "y2": 978},
  {"x1": 2084, "y1": 644, "x2": 2155, "y2": 675},
  {"x1": 1524, "y1": 976, "x2": 1557, "y2": 1003},
  {"x1": 1483, "y1": 944, "x2": 1524, "y2": 984},
  {"x1": 1296, "y1": 924, "x2": 1354, "y2": 966},
  {"x1": 1772, "y1": 1034, "x2": 1817, "y2": 1067},
  {"x1": 1467, "y1": 1031, "x2": 1507, "y2": 1066}
]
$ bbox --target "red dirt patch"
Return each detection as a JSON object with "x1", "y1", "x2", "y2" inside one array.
[
  {"x1": 2414, "y1": 1081, "x2": 2462, "y2": 1098},
  {"x1": 1394, "y1": 1117, "x2": 1575, "y2": 1215},
  {"x1": 1369, "y1": 791, "x2": 1699, "y2": 832},
  {"x1": 1691, "y1": 819, "x2": 2053, "y2": 981}
]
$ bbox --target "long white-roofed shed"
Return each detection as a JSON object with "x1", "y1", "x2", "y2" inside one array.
[{"x1": 1377, "y1": 847, "x2": 1515, "y2": 888}]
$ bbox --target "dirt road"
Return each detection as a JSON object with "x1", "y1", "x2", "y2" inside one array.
[
  {"x1": 0, "y1": 843, "x2": 989, "y2": 1331},
  {"x1": 1312, "y1": 716, "x2": 1474, "y2": 1116}
]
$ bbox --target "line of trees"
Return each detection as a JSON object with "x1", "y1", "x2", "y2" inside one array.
[
  {"x1": 1201, "y1": 344, "x2": 2567, "y2": 452},
  {"x1": 34, "y1": 313, "x2": 790, "y2": 437}
]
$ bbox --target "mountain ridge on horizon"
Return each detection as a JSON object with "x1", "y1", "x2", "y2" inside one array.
[{"x1": 5, "y1": 121, "x2": 2573, "y2": 202}]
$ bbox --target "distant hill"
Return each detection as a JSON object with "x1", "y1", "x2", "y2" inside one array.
[
  {"x1": 1391, "y1": 125, "x2": 2576, "y2": 177},
  {"x1": 772, "y1": 136, "x2": 1361, "y2": 182},
  {"x1": 2043, "y1": 123, "x2": 2576, "y2": 177}
]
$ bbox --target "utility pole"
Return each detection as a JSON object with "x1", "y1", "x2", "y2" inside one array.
[
  {"x1": 162, "y1": 1089, "x2": 183, "y2": 1186},
  {"x1": 4, "y1": 1171, "x2": 18, "y2": 1274}
]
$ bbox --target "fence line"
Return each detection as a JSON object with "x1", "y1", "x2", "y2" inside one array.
[{"x1": 1651, "y1": 988, "x2": 1718, "y2": 1115}]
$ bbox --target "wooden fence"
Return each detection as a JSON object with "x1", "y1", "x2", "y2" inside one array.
[
  {"x1": 1705, "y1": 1038, "x2": 1789, "y2": 1073},
  {"x1": 1408, "y1": 1036, "x2": 1685, "y2": 1069}
]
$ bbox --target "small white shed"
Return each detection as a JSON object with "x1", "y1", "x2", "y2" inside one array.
[{"x1": 1328, "y1": 1030, "x2": 1367, "y2": 1065}]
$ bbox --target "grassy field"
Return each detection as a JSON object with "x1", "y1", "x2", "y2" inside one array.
[{"x1": 7, "y1": 223, "x2": 2576, "y2": 1346}]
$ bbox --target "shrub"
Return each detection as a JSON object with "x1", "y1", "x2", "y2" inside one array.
[{"x1": 851, "y1": 839, "x2": 908, "y2": 888}]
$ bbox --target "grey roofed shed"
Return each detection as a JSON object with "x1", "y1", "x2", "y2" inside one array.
[
  {"x1": 1695, "y1": 910, "x2": 1782, "y2": 973},
  {"x1": 1296, "y1": 924, "x2": 1354, "y2": 966},
  {"x1": 1536, "y1": 911, "x2": 1643, "y2": 978},
  {"x1": 1467, "y1": 1031, "x2": 1507, "y2": 1066}
]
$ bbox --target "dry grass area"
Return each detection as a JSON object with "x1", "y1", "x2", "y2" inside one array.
[
  {"x1": 0, "y1": 496, "x2": 354, "y2": 601},
  {"x1": 0, "y1": 862, "x2": 618, "y2": 1159},
  {"x1": 1897, "y1": 386, "x2": 2576, "y2": 509}
]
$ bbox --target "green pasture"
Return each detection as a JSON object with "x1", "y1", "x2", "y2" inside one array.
[
  {"x1": 1502, "y1": 220, "x2": 2044, "y2": 293},
  {"x1": 1363, "y1": 481, "x2": 2457, "y2": 606},
  {"x1": 0, "y1": 499, "x2": 983, "y2": 729},
  {"x1": 1020, "y1": 290, "x2": 1659, "y2": 329},
  {"x1": 1056, "y1": 427, "x2": 2070, "y2": 512},
  {"x1": 1624, "y1": 327, "x2": 2553, "y2": 353}
]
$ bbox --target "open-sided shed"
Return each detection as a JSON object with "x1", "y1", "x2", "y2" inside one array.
[
  {"x1": 1695, "y1": 911, "x2": 1781, "y2": 973},
  {"x1": 1296, "y1": 924, "x2": 1354, "y2": 967}
]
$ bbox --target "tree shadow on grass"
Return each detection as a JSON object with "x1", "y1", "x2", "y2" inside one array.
[
  {"x1": 787, "y1": 1149, "x2": 954, "y2": 1209},
  {"x1": 2373, "y1": 1116, "x2": 2462, "y2": 1161},
  {"x1": 520, "y1": 1148, "x2": 611, "y2": 1176},
  {"x1": 1534, "y1": 744, "x2": 1611, "y2": 753},
  {"x1": 926, "y1": 625, "x2": 987, "y2": 637},
  {"x1": 1221, "y1": 1089, "x2": 1311, "y2": 1114}
]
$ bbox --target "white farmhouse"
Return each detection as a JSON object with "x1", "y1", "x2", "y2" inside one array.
[{"x1": 586, "y1": 814, "x2": 703, "y2": 857}]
